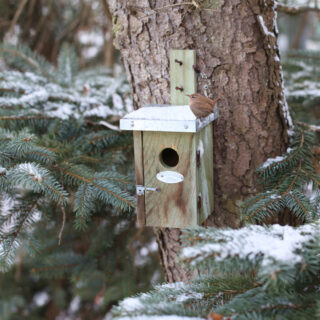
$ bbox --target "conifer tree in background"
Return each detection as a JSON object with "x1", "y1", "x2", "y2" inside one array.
[
  {"x1": 0, "y1": 0, "x2": 115, "y2": 67},
  {"x1": 0, "y1": 44, "x2": 161, "y2": 319}
]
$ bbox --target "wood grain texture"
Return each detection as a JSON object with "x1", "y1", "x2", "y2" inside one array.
[
  {"x1": 196, "y1": 124, "x2": 214, "y2": 224},
  {"x1": 170, "y1": 50, "x2": 196, "y2": 105},
  {"x1": 143, "y1": 131, "x2": 197, "y2": 228},
  {"x1": 133, "y1": 130, "x2": 145, "y2": 226}
]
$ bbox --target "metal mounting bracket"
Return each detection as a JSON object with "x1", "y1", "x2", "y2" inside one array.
[{"x1": 136, "y1": 185, "x2": 160, "y2": 196}]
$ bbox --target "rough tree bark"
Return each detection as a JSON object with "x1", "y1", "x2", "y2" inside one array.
[{"x1": 109, "y1": 0, "x2": 292, "y2": 282}]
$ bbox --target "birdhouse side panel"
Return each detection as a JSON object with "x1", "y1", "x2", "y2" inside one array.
[
  {"x1": 143, "y1": 132, "x2": 197, "y2": 228},
  {"x1": 196, "y1": 124, "x2": 214, "y2": 224},
  {"x1": 133, "y1": 131, "x2": 146, "y2": 226}
]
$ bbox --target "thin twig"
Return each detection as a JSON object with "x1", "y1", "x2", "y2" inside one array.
[
  {"x1": 58, "y1": 202, "x2": 66, "y2": 246},
  {"x1": 5, "y1": 0, "x2": 29, "y2": 41},
  {"x1": 277, "y1": 4, "x2": 320, "y2": 14},
  {"x1": 24, "y1": 0, "x2": 37, "y2": 32},
  {"x1": 296, "y1": 121, "x2": 320, "y2": 132},
  {"x1": 98, "y1": 120, "x2": 120, "y2": 131},
  {"x1": 100, "y1": 0, "x2": 112, "y2": 20},
  {"x1": 51, "y1": 0, "x2": 92, "y2": 61},
  {"x1": 290, "y1": 12, "x2": 309, "y2": 50}
]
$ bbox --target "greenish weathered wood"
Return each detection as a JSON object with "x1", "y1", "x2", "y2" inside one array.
[
  {"x1": 143, "y1": 132, "x2": 197, "y2": 228},
  {"x1": 131, "y1": 49, "x2": 214, "y2": 228},
  {"x1": 195, "y1": 124, "x2": 214, "y2": 224},
  {"x1": 170, "y1": 50, "x2": 196, "y2": 105},
  {"x1": 133, "y1": 131, "x2": 146, "y2": 226}
]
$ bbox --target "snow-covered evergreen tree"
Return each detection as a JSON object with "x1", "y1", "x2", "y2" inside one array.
[{"x1": 0, "y1": 43, "x2": 160, "y2": 319}]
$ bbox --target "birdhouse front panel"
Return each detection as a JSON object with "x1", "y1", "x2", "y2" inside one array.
[
  {"x1": 120, "y1": 105, "x2": 217, "y2": 228},
  {"x1": 143, "y1": 131, "x2": 197, "y2": 228}
]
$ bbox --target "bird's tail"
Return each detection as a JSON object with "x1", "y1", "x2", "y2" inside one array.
[{"x1": 211, "y1": 97, "x2": 220, "y2": 111}]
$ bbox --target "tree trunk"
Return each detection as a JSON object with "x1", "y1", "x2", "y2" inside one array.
[{"x1": 109, "y1": 0, "x2": 291, "y2": 282}]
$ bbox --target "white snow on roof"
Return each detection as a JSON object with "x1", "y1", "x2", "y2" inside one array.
[
  {"x1": 123, "y1": 105, "x2": 196, "y2": 121},
  {"x1": 120, "y1": 105, "x2": 218, "y2": 133}
]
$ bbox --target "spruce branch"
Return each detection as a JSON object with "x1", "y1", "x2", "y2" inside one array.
[
  {"x1": 0, "y1": 198, "x2": 38, "y2": 272},
  {"x1": 0, "y1": 42, "x2": 137, "y2": 305},
  {"x1": 65, "y1": 170, "x2": 135, "y2": 207},
  {"x1": 242, "y1": 129, "x2": 318, "y2": 223},
  {"x1": 8, "y1": 163, "x2": 69, "y2": 205},
  {"x1": 0, "y1": 44, "x2": 54, "y2": 80}
]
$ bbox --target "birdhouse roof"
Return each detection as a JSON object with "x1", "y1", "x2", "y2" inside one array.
[{"x1": 120, "y1": 104, "x2": 218, "y2": 133}]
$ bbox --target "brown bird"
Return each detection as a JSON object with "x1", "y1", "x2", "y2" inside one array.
[{"x1": 187, "y1": 93, "x2": 220, "y2": 118}]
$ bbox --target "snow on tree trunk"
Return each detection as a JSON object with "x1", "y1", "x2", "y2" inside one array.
[{"x1": 109, "y1": 0, "x2": 291, "y2": 282}]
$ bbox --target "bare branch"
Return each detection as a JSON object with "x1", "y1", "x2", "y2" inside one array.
[
  {"x1": 100, "y1": 0, "x2": 113, "y2": 21},
  {"x1": 277, "y1": 4, "x2": 320, "y2": 15},
  {"x1": 5, "y1": 0, "x2": 29, "y2": 41},
  {"x1": 58, "y1": 203, "x2": 66, "y2": 246},
  {"x1": 296, "y1": 121, "x2": 320, "y2": 132}
]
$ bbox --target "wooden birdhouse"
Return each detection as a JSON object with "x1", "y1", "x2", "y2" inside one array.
[{"x1": 120, "y1": 50, "x2": 218, "y2": 228}]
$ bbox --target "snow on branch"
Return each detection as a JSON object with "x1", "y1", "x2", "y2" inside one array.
[
  {"x1": 257, "y1": 16, "x2": 275, "y2": 38},
  {"x1": 181, "y1": 223, "x2": 318, "y2": 269},
  {"x1": 113, "y1": 282, "x2": 204, "y2": 320},
  {"x1": 0, "y1": 43, "x2": 132, "y2": 121}
]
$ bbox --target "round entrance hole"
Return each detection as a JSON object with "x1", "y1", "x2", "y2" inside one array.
[{"x1": 160, "y1": 148, "x2": 179, "y2": 167}]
